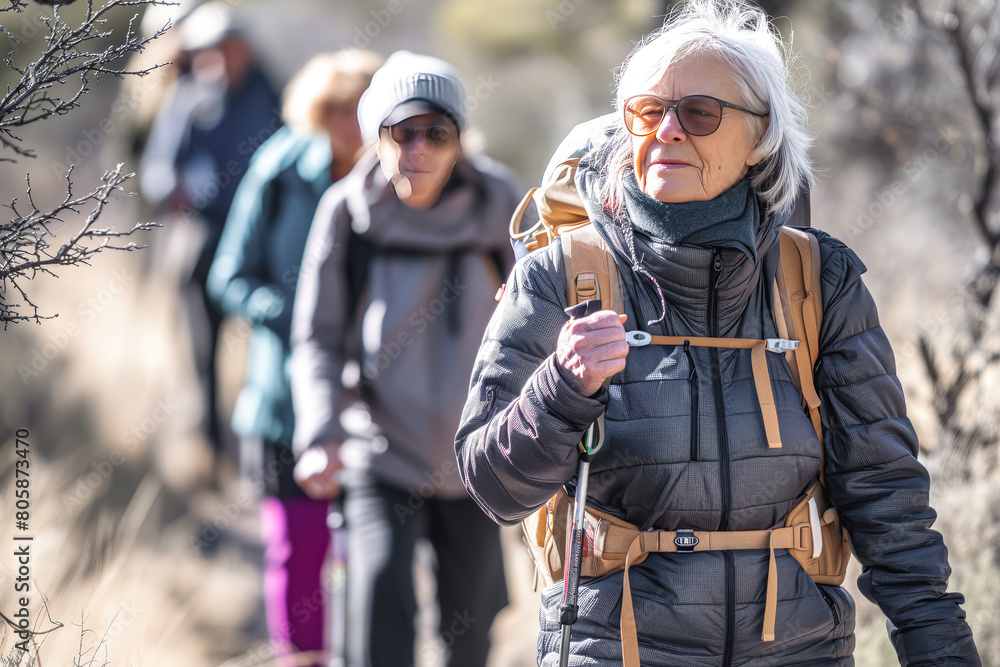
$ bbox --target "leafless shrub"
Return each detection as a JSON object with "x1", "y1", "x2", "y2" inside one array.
[{"x1": 0, "y1": 0, "x2": 171, "y2": 325}]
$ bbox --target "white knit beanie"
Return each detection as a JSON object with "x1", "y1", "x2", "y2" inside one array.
[{"x1": 357, "y1": 51, "x2": 468, "y2": 145}]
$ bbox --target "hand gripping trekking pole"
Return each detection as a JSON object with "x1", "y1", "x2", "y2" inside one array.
[{"x1": 559, "y1": 298, "x2": 607, "y2": 667}]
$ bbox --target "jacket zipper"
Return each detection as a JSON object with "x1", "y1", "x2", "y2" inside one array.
[
  {"x1": 481, "y1": 384, "x2": 497, "y2": 422},
  {"x1": 683, "y1": 340, "x2": 699, "y2": 461},
  {"x1": 723, "y1": 551, "x2": 736, "y2": 667},
  {"x1": 708, "y1": 250, "x2": 731, "y2": 531},
  {"x1": 711, "y1": 250, "x2": 736, "y2": 666},
  {"x1": 818, "y1": 585, "x2": 842, "y2": 626}
]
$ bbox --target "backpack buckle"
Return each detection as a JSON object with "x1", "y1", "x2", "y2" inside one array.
[
  {"x1": 674, "y1": 529, "x2": 699, "y2": 552},
  {"x1": 766, "y1": 338, "x2": 799, "y2": 353},
  {"x1": 626, "y1": 331, "x2": 651, "y2": 347}
]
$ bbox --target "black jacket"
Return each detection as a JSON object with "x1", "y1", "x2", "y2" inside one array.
[{"x1": 455, "y1": 149, "x2": 980, "y2": 665}]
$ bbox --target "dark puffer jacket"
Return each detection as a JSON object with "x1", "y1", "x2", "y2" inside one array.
[{"x1": 455, "y1": 151, "x2": 980, "y2": 665}]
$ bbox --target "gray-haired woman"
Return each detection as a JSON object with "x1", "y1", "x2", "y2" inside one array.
[{"x1": 455, "y1": 1, "x2": 980, "y2": 665}]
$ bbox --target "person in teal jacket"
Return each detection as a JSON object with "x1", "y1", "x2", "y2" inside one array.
[{"x1": 207, "y1": 49, "x2": 383, "y2": 667}]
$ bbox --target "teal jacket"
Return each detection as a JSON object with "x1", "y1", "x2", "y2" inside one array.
[{"x1": 208, "y1": 125, "x2": 333, "y2": 446}]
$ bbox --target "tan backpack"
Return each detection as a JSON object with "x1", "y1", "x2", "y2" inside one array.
[{"x1": 512, "y1": 158, "x2": 851, "y2": 666}]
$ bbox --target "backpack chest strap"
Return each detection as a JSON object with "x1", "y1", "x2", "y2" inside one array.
[{"x1": 625, "y1": 334, "x2": 794, "y2": 449}]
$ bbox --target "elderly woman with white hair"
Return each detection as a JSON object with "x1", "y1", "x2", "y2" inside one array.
[{"x1": 455, "y1": 1, "x2": 980, "y2": 665}]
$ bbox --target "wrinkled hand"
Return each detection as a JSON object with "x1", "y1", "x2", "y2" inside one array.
[
  {"x1": 555, "y1": 311, "x2": 629, "y2": 396},
  {"x1": 294, "y1": 442, "x2": 344, "y2": 499}
]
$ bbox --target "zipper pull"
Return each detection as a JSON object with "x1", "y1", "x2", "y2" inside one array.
[
  {"x1": 683, "y1": 340, "x2": 696, "y2": 380},
  {"x1": 713, "y1": 251, "x2": 723, "y2": 287}
]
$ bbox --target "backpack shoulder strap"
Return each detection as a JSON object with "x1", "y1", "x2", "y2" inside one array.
[
  {"x1": 561, "y1": 223, "x2": 622, "y2": 314},
  {"x1": 344, "y1": 221, "x2": 372, "y2": 323},
  {"x1": 775, "y1": 226, "x2": 825, "y2": 469}
]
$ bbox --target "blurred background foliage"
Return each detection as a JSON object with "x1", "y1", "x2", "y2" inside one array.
[{"x1": 1, "y1": 0, "x2": 999, "y2": 665}]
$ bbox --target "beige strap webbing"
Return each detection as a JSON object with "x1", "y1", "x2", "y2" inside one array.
[
  {"x1": 553, "y1": 224, "x2": 830, "y2": 663},
  {"x1": 642, "y1": 335, "x2": 782, "y2": 449},
  {"x1": 778, "y1": 229, "x2": 823, "y2": 437},
  {"x1": 763, "y1": 530, "x2": 780, "y2": 642},
  {"x1": 561, "y1": 224, "x2": 622, "y2": 313},
  {"x1": 619, "y1": 523, "x2": 810, "y2": 666},
  {"x1": 773, "y1": 262, "x2": 799, "y2": 390}
]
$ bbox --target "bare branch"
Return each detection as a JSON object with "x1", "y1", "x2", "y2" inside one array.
[
  {"x1": 932, "y1": 9, "x2": 1000, "y2": 246},
  {"x1": 0, "y1": 164, "x2": 160, "y2": 325},
  {"x1": 0, "y1": 0, "x2": 172, "y2": 325},
  {"x1": 0, "y1": 0, "x2": 176, "y2": 160}
]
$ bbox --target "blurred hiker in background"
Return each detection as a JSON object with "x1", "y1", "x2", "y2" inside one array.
[
  {"x1": 207, "y1": 50, "x2": 383, "y2": 667},
  {"x1": 116, "y1": 1, "x2": 193, "y2": 173},
  {"x1": 456, "y1": 1, "x2": 982, "y2": 665},
  {"x1": 290, "y1": 51, "x2": 516, "y2": 667},
  {"x1": 139, "y1": 2, "x2": 281, "y2": 479}
]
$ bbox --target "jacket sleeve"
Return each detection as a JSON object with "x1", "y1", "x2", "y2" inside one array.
[
  {"x1": 138, "y1": 81, "x2": 185, "y2": 209},
  {"x1": 814, "y1": 237, "x2": 980, "y2": 665},
  {"x1": 207, "y1": 168, "x2": 294, "y2": 339},
  {"x1": 290, "y1": 186, "x2": 351, "y2": 457},
  {"x1": 454, "y1": 245, "x2": 609, "y2": 526}
]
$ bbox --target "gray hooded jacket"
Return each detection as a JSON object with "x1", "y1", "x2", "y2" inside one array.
[
  {"x1": 455, "y1": 149, "x2": 980, "y2": 665},
  {"x1": 293, "y1": 153, "x2": 518, "y2": 498}
]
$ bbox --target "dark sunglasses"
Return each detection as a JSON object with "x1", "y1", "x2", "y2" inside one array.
[
  {"x1": 623, "y1": 94, "x2": 769, "y2": 137},
  {"x1": 383, "y1": 121, "x2": 458, "y2": 147}
]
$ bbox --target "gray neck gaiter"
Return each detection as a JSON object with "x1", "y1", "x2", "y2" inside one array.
[{"x1": 622, "y1": 170, "x2": 759, "y2": 264}]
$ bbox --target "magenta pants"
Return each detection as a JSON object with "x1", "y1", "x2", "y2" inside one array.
[{"x1": 260, "y1": 496, "x2": 331, "y2": 667}]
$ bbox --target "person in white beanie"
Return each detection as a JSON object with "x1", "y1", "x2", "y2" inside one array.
[{"x1": 289, "y1": 51, "x2": 516, "y2": 667}]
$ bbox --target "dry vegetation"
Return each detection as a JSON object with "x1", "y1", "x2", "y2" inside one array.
[{"x1": 1, "y1": 0, "x2": 999, "y2": 666}]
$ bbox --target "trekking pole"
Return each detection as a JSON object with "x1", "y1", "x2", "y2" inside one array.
[
  {"x1": 327, "y1": 497, "x2": 348, "y2": 667},
  {"x1": 559, "y1": 298, "x2": 607, "y2": 667}
]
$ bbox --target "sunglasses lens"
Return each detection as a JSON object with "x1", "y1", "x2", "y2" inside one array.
[
  {"x1": 425, "y1": 125, "x2": 456, "y2": 145},
  {"x1": 677, "y1": 96, "x2": 722, "y2": 136},
  {"x1": 389, "y1": 125, "x2": 416, "y2": 144},
  {"x1": 388, "y1": 123, "x2": 456, "y2": 146},
  {"x1": 625, "y1": 96, "x2": 665, "y2": 136}
]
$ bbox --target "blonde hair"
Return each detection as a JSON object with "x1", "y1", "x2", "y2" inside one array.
[
  {"x1": 600, "y1": 0, "x2": 813, "y2": 216},
  {"x1": 282, "y1": 50, "x2": 384, "y2": 134}
]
